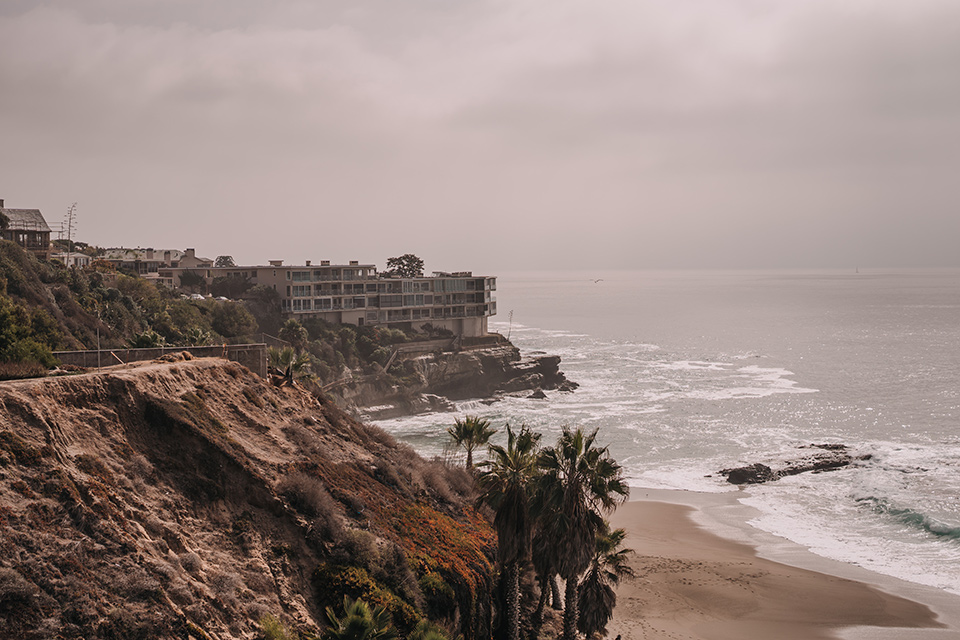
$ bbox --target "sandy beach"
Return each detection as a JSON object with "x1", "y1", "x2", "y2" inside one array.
[{"x1": 607, "y1": 492, "x2": 960, "y2": 640}]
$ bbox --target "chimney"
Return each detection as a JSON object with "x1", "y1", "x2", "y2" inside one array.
[
  {"x1": 321, "y1": 260, "x2": 330, "y2": 266},
  {"x1": 0, "y1": 199, "x2": 4, "y2": 208},
  {"x1": 164, "y1": 250, "x2": 171, "y2": 263},
  {"x1": 305, "y1": 260, "x2": 311, "y2": 266},
  {"x1": 185, "y1": 248, "x2": 196, "y2": 259},
  {"x1": 349, "y1": 260, "x2": 359, "y2": 266},
  {"x1": 146, "y1": 248, "x2": 154, "y2": 260}
]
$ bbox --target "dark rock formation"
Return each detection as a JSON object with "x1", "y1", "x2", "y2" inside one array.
[
  {"x1": 342, "y1": 341, "x2": 578, "y2": 419},
  {"x1": 721, "y1": 463, "x2": 778, "y2": 484},
  {"x1": 720, "y1": 444, "x2": 873, "y2": 485}
]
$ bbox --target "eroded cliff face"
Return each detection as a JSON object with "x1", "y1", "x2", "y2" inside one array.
[
  {"x1": 0, "y1": 357, "x2": 495, "y2": 640},
  {"x1": 327, "y1": 344, "x2": 578, "y2": 421}
]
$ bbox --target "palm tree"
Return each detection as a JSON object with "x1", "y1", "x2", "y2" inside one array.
[
  {"x1": 536, "y1": 427, "x2": 629, "y2": 640},
  {"x1": 476, "y1": 424, "x2": 541, "y2": 640},
  {"x1": 447, "y1": 415, "x2": 496, "y2": 469},
  {"x1": 322, "y1": 596, "x2": 397, "y2": 640},
  {"x1": 577, "y1": 524, "x2": 634, "y2": 639}
]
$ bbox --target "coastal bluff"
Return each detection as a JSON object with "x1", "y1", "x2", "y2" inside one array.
[{"x1": 0, "y1": 357, "x2": 495, "y2": 639}]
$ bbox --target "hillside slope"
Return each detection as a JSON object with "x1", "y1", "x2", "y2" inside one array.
[{"x1": 0, "y1": 356, "x2": 495, "y2": 639}]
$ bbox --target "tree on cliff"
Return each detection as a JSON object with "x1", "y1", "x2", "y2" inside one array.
[
  {"x1": 179, "y1": 269, "x2": 206, "y2": 293},
  {"x1": 476, "y1": 424, "x2": 541, "y2": 640},
  {"x1": 385, "y1": 254, "x2": 424, "y2": 278},
  {"x1": 279, "y1": 318, "x2": 309, "y2": 352},
  {"x1": 447, "y1": 415, "x2": 496, "y2": 469},
  {"x1": 536, "y1": 427, "x2": 629, "y2": 640}
]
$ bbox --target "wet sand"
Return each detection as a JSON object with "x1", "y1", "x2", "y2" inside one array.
[{"x1": 606, "y1": 496, "x2": 959, "y2": 640}]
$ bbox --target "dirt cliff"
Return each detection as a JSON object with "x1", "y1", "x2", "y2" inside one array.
[{"x1": 0, "y1": 356, "x2": 495, "y2": 639}]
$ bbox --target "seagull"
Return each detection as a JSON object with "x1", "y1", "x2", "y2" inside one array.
[{"x1": 592, "y1": 279, "x2": 603, "y2": 283}]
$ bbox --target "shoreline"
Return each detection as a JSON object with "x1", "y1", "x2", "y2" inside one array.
[{"x1": 608, "y1": 489, "x2": 960, "y2": 640}]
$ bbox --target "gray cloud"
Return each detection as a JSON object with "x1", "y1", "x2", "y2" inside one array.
[{"x1": 2, "y1": 0, "x2": 958, "y2": 271}]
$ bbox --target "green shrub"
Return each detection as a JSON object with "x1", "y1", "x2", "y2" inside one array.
[
  {"x1": 260, "y1": 614, "x2": 299, "y2": 640},
  {"x1": 312, "y1": 564, "x2": 422, "y2": 634}
]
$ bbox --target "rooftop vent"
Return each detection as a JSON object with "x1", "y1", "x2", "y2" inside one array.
[
  {"x1": 321, "y1": 260, "x2": 330, "y2": 266},
  {"x1": 269, "y1": 259, "x2": 283, "y2": 267}
]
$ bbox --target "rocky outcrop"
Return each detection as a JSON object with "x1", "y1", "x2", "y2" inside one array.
[
  {"x1": 327, "y1": 342, "x2": 578, "y2": 420},
  {"x1": 719, "y1": 443, "x2": 872, "y2": 485},
  {"x1": 0, "y1": 358, "x2": 495, "y2": 640},
  {"x1": 413, "y1": 345, "x2": 576, "y2": 399}
]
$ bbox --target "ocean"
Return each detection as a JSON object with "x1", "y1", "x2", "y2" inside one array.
[{"x1": 372, "y1": 269, "x2": 960, "y2": 596}]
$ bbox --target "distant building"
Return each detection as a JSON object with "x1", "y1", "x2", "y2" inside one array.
[
  {"x1": 0, "y1": 199, "x2": 52, "y2": 259},
  {"x1": 101, "y1": 247, "x2": 212, "y2": 275},
  {"x1": 51, "y1": 251, "x2": 92, "y2": 268},
  {"x1": 157, "y1": 257, "x2": 497, "y2": 337}
]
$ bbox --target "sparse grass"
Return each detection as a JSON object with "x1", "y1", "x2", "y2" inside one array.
[
  {"x1": 0, "y1": 360, "x2": 48, "y2": 380},
  {"x1": 242, "y1": 386, "x2": 264, "y2": 408},
  {"x1": 260, "y1": 613, "x2": 300, "y2": 640},
  {"x1": 0, "y1": 431, "x2": 44, "y2": 465},
  {"x1": 119, "y1": 569, "x2": 163, "y2": 601},
  {"x1": 75, "y1": 453, "x2": 113, "y2": 483},
  {"x1": 277, "y1": 472, "x2": 337, "y2": 518},
  {"x1": 208, "y1": 569, "x2": 241, "y2": 598},
  {"x1": 179, "y1": 552, "x2": 203, "y2": 575},
  {"x1": 0, "y1": 567, "x2": 37, "y2": 611}
]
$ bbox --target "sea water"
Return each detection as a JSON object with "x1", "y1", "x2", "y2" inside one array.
[{"x1": 372, "y1": 269, "x2": 960, "y2": 595}]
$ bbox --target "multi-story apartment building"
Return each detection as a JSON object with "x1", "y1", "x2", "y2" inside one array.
[{"x1": 156, "y1": 258, "x2": 497, "y2": 337}]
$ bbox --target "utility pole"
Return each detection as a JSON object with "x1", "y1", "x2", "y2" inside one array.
[{"x1": 64, "y1": 202, "x2": 78, "y2": 254}]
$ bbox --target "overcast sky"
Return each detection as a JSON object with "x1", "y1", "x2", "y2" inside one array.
[{"x1": 2, "y1": 1, "x2": 959, "y2": 272}]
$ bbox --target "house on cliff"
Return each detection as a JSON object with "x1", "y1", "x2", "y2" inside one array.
[
  {"x1": 0, "y1": 199, "x2": 52, "y2": 259},
  {"x1": 101, "y1": 247, "x2": 212, "y2": 278}
]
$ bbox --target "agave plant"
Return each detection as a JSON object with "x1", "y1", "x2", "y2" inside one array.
[
  {"x1": 182, "y1": 327, "x2": 212, "y2": 346},
  {"x1": 322, "y1": 596, "x2": 397, "y2": 640},
  {"x1": 268, "y1": 346, "x2": 314, "y2": 386},
  {"x1": 127, "y1": 329, "x2": 166, "y2": 349}
]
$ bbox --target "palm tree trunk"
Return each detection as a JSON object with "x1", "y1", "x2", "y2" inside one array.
[
  {"x1": 530, "y1": 574, "x2": 549, "y2": 638},
  {"x1": 562, "y1": 576, "x2": 578, "y2": 640},
  {"x1": 550, "y1": 574, "x2": 563, "y2": 610},
  {"x1": 506, "y1": 562, "x2": 521, "y2": 640}
]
